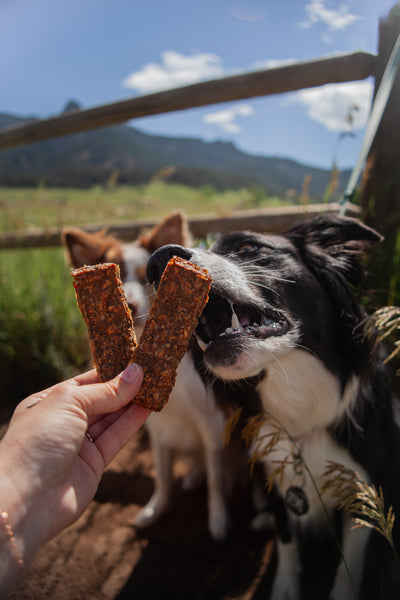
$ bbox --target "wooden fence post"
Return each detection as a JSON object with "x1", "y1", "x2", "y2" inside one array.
[{"x1": 361, "y1": 4, "x2": 400, "y2": 305}]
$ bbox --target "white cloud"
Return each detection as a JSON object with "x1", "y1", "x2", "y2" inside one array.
[
  {"x1": 122, "y1": 50, "x2": 224, "y2": 93},
  {"x1": 230, "y1": 1, "x2": 266, "y2": 22},
  {"x1": 203, "y1": 104, "x2": 254, "y2": 133},
  {"x1": 289, "y1": 80, "x2": 373, "y2": 132},
  {"x1": 301, "y1": 1, "x2": 361, "y2": 42}
]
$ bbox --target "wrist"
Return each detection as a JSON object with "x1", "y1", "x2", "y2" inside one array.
[
  {"x1": 0, "y1": 507, "x2": 24, "y2": 595},
  {"x1": 0, "y1": 453, "x2": 46, "y2": 592}
]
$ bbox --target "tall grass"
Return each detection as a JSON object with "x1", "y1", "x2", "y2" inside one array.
[
  {"x1": 0, "y1": 247, "x2": 90, "y2": 417},
  {"x1": 0, "y1": 183, "x2": 284, "y2": 232}
]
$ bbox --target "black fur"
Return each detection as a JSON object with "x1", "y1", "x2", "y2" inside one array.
[{"x1": 147, "y1": 215, "x2": 400, "y2": 598}]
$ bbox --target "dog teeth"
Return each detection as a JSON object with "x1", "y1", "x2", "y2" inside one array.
[
  {"x1": 231, "y1": 311, "x2": 240, "y2": 330},
  {"x1": 262, "y1": 315, "x2": 274, "y2": 326},
  {"x1": 195, "y1": 335, "x2": 208, "y2": 352}
]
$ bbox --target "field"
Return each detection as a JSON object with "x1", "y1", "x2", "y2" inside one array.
[
  {"x1": 0, "y1": 182, "x2": 284, "y2": 232},
  {"x1": 0, "y1": 182, "x2": 285, "y2": 411}
]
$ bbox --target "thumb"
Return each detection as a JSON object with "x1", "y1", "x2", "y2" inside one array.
[{"x1": 75, "y1": 363, "x2": 144, "y2": 418}]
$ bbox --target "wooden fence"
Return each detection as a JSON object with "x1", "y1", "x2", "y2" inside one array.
[
  {"x1": 0, "y1": 7, "x2": 398, "y2": 252},
  {"x1": 0, "y1": 52, "x2": 375, "y2": 151},
  {"x1": 0, "y1": 203, "x2": 361, "y2": 250}
]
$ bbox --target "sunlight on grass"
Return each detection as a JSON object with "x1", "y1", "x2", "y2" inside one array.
[
  {"x1": 0, "y1": 247, "x2": 90, "y2": 410},
  {"x1": 0, "y1": 183, "x2": 284, "y2": 232}
]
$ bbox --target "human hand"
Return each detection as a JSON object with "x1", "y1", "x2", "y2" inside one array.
[{"x1": 0, "y1": 363, "x2": 149, "y2": 572}]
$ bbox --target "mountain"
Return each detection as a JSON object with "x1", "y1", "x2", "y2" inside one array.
[{"x1": 0, "y1": 102, "x2": 350, "y2": 199}]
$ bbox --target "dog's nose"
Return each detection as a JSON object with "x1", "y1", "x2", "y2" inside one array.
[{"x1": 146, "y1": 244, "x2": 193, "y2": 286}]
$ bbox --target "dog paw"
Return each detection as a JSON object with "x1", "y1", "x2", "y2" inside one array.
[
  {"x1": 209, "y1": 510, "x2": 230, "y2": 541},
  {"x1": 134, "y1": 496, "x2": 168, "y2": 528},
  {"x1": 270, "y1": 577, "x2": 300, "y2": 600},
  {"x1": 251, "y1": 510, "x2": 276, "y2": 531},
  {"x1": 330, "y1": 578, "x2": 356, "y2": 600},
  {"x1": 134, "y1": 505, "x2": 159, "y2": 528}
]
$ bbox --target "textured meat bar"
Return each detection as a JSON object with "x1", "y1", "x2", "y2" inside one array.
[
  {"x1": 72, "y1": 257, "x2": 211, "y2": 412},
  {"x1": 132, "y1": 256, "x2": 211, "y2": 411},
  {"x1": 72, "y1": 263, "x2": 137, "y2": 382}
]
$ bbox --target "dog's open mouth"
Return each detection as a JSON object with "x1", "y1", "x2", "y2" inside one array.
[{"x1": 195, "y1": 292, "x2": 288, "y2": 352}]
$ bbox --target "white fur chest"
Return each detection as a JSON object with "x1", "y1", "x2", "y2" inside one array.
[
  {"x1": 146, "y1": 354, "x2": 226, "y2": 451},
  {"x1": 254, "y1": 348, "x2": 365, "y2": 520},
  {"x1": 257, "y1": 349, "x2": 358, "y2": 436}
]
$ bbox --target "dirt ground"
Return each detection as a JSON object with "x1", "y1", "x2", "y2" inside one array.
[{"x1": 9, "y1": 428, "x2": 277, "y2": 600}]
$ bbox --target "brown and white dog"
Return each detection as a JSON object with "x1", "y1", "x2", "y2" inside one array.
[
  {"x1": 62, "y1": 211, "x2": 191, "y2": 337},
  {"x1": 63, "y1": 211, "x2": 240, "y2": 540}
]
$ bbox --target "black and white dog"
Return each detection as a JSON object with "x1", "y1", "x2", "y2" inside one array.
[{"x1": 147, "y1": 215, "x2": 400, "y2": 599}]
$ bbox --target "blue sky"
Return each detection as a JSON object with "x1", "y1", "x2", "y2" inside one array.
[{"x1": 0, "y1": 0, "x2": 395, "y2": 169}]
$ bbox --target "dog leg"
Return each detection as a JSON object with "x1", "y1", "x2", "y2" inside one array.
[
  {"x1": 181, "y1": 462, "x2": 206, "y2": 491},
  {"x1": 270, "y1": 537, "x2": 301, "y2": 600},
  {"x1": 331, "y1": 518, "x2": 370, "y2": 600},
  {"x1": 250, "y1": 464, "x2": 276, "y2": 531},
  {"x1": 135, "y1": 443, "x2": 174, "y2": 527},
  {"x1": 204, "y1": 446, "x2": 230, "y2": 541}
]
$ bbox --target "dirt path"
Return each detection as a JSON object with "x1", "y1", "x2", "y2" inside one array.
[{"x1": 10, "y1": 430, "x2": 276, "y2": 600}]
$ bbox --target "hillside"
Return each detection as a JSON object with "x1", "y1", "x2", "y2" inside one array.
[{"x1": 0, "y1": 102, "x2": 350, "y2": 199}]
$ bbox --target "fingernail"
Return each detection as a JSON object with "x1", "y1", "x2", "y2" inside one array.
[{"x1": 121, "y1": 363, "x2": 143, "y2": 383}]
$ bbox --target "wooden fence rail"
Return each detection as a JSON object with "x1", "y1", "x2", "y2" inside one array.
[
  {"x1": 0, "y1": 203, "x2": 361, "y2": 250},
  {"x1": 0, "y1": 51, "x2": 375, "y2": 151}
]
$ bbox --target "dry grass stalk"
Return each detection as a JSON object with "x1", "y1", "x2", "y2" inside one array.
[
  {"x1": 366, "y1": 306, "x2": 400, "y2": 362},
  {"x1": 240, "y1": 414, "x2": 294, "y2": 490},
  {"x1": 322, "y1": 461, "x2": 395, "y2": 545},
  {"x1": 222, "y1": 406, "x2": 243, "y2": 446},
  {"x1": 224, "y1": 411, "x2": 290, "y2": 486},
  {"x1": 226, "y1": 411, "x2": 397, "y2": 547}
]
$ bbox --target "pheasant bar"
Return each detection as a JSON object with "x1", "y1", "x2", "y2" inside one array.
[
  {"x1": 133, "y1": 256, "x2": 211, "y2": 411},
  {"x1": 72, "y1": 263, "x2": 137, "y2": 382}
]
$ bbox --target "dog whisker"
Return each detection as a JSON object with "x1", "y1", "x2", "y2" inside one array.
[
  {"x1": 269, "y1": 352, "x2": 290, "y2": 384},
  {"x1": 293, "y1": 342, "x2": 318, "y2": 359},
  {"x1": 246, "y1": 280, "x2": 283, "y2": 300},
  {"x1": 135, "y1": 311, "x2": 150, "y2": 320},
  {"x1": 239, "y1": 267, "x2": 295, "y2": 285}
]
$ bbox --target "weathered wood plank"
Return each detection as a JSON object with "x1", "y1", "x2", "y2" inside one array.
[
  {"x1": 0, "y1": 52, "x2": 375, "y2": 151},
  {"x1": 0, "y1": 203, "x2": 361, "y2": 250}
]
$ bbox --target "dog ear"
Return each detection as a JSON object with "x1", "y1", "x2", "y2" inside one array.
[
  {"x1": 284, "y1": 215, "x2": 382, "y2": 286},
  {"x1": 62, "y1": 227, "x2": 118, "y2": 267},
  {"x1": 139, "y1": 211, "x2": 193, "y2": 252}
]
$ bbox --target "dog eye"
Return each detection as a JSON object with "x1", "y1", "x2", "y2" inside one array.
[{"x1": 238, "y1": 243, "x2": 259, "y2": 254}]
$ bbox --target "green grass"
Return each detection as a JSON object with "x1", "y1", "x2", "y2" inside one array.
[
  {"x1": 0, "y1": 182, "x2": 284, "y2": 232},
  {"x1": 0, "y1": 246, "x2": 90, "y2": 415}
]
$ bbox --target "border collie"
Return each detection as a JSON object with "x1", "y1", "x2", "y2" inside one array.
[
  {"x1": 63, "y1": 212, "x2": 240, "y2": 540},
  {"x1": 146, "y1": 215, "x2": 400, "y2": 599}
]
